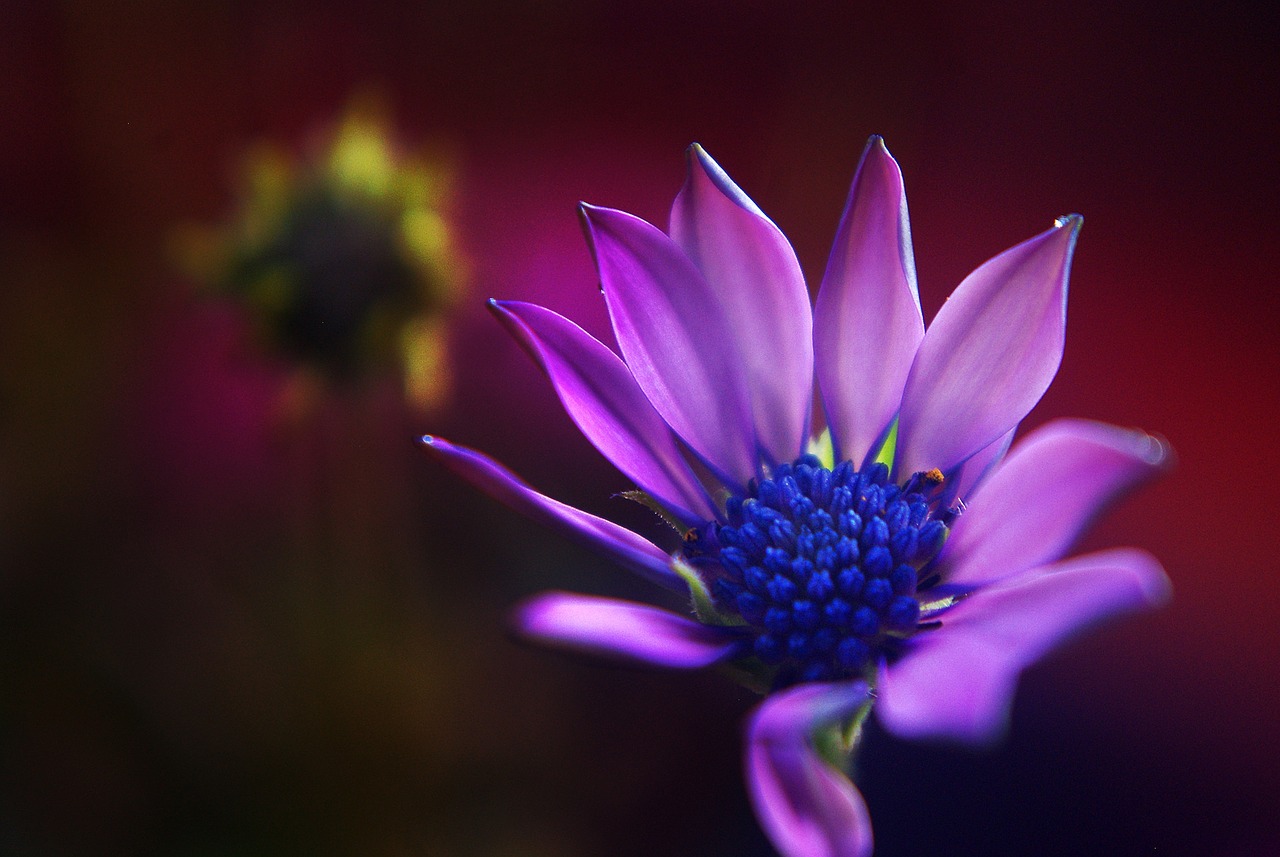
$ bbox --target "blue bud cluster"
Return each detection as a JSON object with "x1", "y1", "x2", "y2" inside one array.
[{"x1": 691, "y1": 455, "x2": 948, "y2": 687}]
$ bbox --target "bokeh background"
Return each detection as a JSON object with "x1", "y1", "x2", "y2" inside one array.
[{"x1": 2, "y1": 1, "x2": 1277, "y2": 855}]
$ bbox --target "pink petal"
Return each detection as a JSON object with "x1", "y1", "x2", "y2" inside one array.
[
  {"x1": 670, "y1": 145, "x2": 814, "y2": 466},
  {"x1": 516, "y1": 592, "x2": 738, "y2": 668},
  {"x1": 814, "y1": 136, "x2": 925, "y2": 467},
  {"x1": 419, "y1": 436, "x2": 682, "y2": 591},
  {"x1": 490, "y1": 300, "x2": 717, "y2": 525},
  {"x1": 747, "y1": 681, "x2": 874, "y2": 857},
  {"x1": 941, "y1": 419, "x2": 1172, "y2": 589},
  {"x1": 896, "y1": 216, "x2": 1082, "y2": 479},
  {"x1": 876, "y1": 547, "x2": 1171, "y2": 745},
  {"x1": 581, "y1": 203, "x2": 758, "y2": 488}
]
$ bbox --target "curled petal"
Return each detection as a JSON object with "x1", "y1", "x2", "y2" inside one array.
[
  {"x1": 419, "y1": 436, "x2": 683, "y2": 591},
  {"x1": 896, "y1": 216, "x2": 1082, "y2": 478},
  {"x1": 941, "y1": 418, "x2": 1172, "y2": 589},
  {"x1": 670, "y1": 145, "x2": 814, "y2": 466},
  {"x1": 815, "y1": 136, "x2": 924, "y2": 467},
  {"x1": 877, "y1": 547, "x2": 1171, "y2": 745},
  {"x1": 582, "y1": 203, "x2": 757, "y2": 488},
  {"x1": 490, "y1": 300, "x2": 717, "y2": 525},
  {"x1": 747, "y1": 681, "x2": 874, "y2": 857},
  {"x1": 516, "y1": 592, "x2": 739, "y2": 668}
]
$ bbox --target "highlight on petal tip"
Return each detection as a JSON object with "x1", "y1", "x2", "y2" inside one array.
[
  {"x1": 895, "y1": 214, "x2": 1082, "y2": 478},
  {"x1": 515, "y1": 591, "x2": 739, "y2": 669},
  {"x1": 685, "y1": 142, "x2": 769, "y2": 218}
]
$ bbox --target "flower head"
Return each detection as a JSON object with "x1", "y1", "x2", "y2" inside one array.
[
  {"x1": 421, "y1": 137, "x2": 1171, "y2": 856},
  {"x1": 178, "y1": 96, "x2": 465, "y2": 410}
]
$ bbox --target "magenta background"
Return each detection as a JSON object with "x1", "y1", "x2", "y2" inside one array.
[{"x1": 1, "y1": 2, "x2": 1276, "y2": 855}]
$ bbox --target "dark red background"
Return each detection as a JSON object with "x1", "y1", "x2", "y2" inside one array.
[{"x1": 2, "y1": 2, "x2": 1276, "y2": 855}]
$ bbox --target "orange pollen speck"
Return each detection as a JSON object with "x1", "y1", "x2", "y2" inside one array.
[{"x1": 924, "y1": 468, "x2": 945, "y2": 485}]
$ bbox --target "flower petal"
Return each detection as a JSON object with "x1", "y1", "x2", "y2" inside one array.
[
  {"x1": 814, "y1": 136, "x2": 924, "y2": 467},
  {"x1": 940, "y1": 418, "x2": 1172, "y2": 589},
  {"x1": 877, "y1": 547, "x2": 1171, "y2": 745},
  {"x1": 948, "y1": 425, "x2": 1016, "y2": 506},
  {"x1": 419, "y1": 435, "x2": 683, "y2": 591},
  {"x1": 581, "y1": 203, "x2": 757, "y2": 488},
  {"x1": 489, "y1": 300, "x2": 717, "y2": 525},
  {"x1": 746, "y1": 681, "x2": 874, "y2": 857},
  {"x1": 896, "y1": 215, "x2": 1082, "y2": 478},
  {"x1": 515, "y1": 591, "x2": 739, "y2": 668},
  {"x1": 670, "y1": 145, "x2": 814, "y2": 466}
]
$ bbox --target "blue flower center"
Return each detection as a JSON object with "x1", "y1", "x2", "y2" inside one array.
[{"x1": 683, "y1": 454, "x2": 950, "y2": 688}]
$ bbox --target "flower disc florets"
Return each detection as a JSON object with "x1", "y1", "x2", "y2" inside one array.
[{"x1": 685, "y1": 454, "x2": 950, "y2": 688}]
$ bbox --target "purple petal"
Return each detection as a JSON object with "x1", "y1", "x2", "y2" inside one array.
[
  {"x1": 419, "y1": 435, "x2": 682, "y2": 591},
  {"x1": 670, "y1": 145, "x2": 814, "y2": 466},
  {"x1": 877, "y1": 547, "x2": 1170, "y2": 745},
  {"x1": 581, "y1": 203, "x2": 757, "y2": 488},
  {"x1": 814, "y1": 136, "x2": 924, "y2": 467},
  {"x1": 516, "y1": 592, "x2": 738, "y2": 668},
  {"x1": 896, "y1": 216, "x2": 1082, "y2": 478},
  {"x1": 747, "y1": 681, "x2": 874, "y2": 857},
  {"x1": 490, "y1": 300, "x2": 717, "y2": 525},
  {"x1": 940, "y1": 419, "x2": 1172, "y2": 589},
  {"x1": 948, "y1": 425, "x2": 1016, "y2": 505}
]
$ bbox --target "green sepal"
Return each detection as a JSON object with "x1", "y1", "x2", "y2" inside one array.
[
  {"x1": 672, "y1": 556, "x2": 743, "y2": 627},
  {"x1": 870, "y1": 417, "x2": 899, "y2": 470},
  {"x1": 807, "y1": 428, "x2": 835, "y2": 470},
  {"x1": 839, "y1": 696, "x2": 874, "y2": 753},
  {"x1": 812, "y1": 696, "x2": 874, "y2": 774},
  {"x1": 618, "y1": 489, "x2": 690, "y2": 536}
]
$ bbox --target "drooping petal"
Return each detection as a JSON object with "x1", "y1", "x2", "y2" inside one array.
[
  {"x1": 419, "y1": 436, "x2": 683, "y2": 591},
  {"x1": 895, "y1": 215, "x2": 1082, "y2": 479},
  {"x1": 814, "y1": 136, "x2": 924, "y2": 467},
  {"x1": 940, "y1": 419, "x2": 1172, "y2": 589},
  {"x1": 746, "y1": 681, "x2": 874, "y2": 857},
  {"x1": 581, "y1": 203, "x2": 757, "y2": 488},
  {"x1": 489, "y1": 300, "x2": 717, "y2": 525},
  {"x1": 670, "y1": 145, "x2": 814, "y2": 465},
  {"x1": 516, "y1": 592, "x2": 739, "y2": 668},
  {"x1": 877, "y1": 547, "x2": 1170, "y2": 745}
]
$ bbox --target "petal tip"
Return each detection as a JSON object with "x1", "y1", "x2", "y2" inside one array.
[
  {"x1": 485, "y1": 297, "x2": 511, "y2": 320},
  {"x1": 577, "y1": 200, "x2": 606, "y2": 229},
  {"x1": 1124, "y1": 550, "x2": 1173, "y2": 608},
  {"x1": 419, "y1": 433, "x2": 436, "y2": 446},
  {"x1": 1055, "y1": 212, "x2": 1084, "y2": 233},
  {"x1": 1139, "y1": 431, "x2": 1176, "y2": 470},
  {"x1": 486, "y1": 297, "x2": 515, "y2": 319}
]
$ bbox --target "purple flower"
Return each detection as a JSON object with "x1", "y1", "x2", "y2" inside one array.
[{"x1": 421, "y1": 137, "x2": 1171, "y2": 856}]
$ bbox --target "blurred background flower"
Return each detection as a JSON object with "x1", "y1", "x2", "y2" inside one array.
[
  {"x1": 175, "y1": 94, "x2": 464, "y2": 415},
  {"x1": 0, "y1": 1, "x2": 1276, "y2": 856}
]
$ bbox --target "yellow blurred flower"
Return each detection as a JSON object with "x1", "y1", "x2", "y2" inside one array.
[{"x1": 178, "y1": 96, "x2": 465, "y2": 412}]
